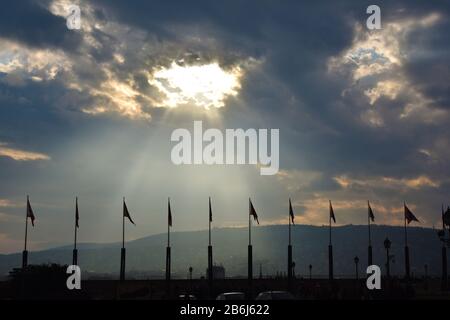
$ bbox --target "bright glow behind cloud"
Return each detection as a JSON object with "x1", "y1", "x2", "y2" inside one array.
[{"x1": 149, "y1": 62, "x2": 242, "y2": 109}]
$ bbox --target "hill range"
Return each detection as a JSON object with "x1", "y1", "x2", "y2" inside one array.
[{"x1": 0, "y1": 224, "x2": 444, "y2": 280}]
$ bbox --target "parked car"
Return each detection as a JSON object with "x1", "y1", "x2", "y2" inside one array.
[
  {"x1": 216, "y1": 292, "x2": 246, "y2": 300},
  {"x1": 255, "y1": 291, "x2": 295, "y2": 300}
]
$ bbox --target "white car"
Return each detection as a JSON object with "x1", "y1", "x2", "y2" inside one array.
[
  {"x1": 255, "y1": 291, "x2": 295, "y2": 300},
  {"x1": 216, "y1": 292, "x2": 246, "y2": 300}
]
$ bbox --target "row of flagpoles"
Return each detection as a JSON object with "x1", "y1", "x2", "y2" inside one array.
[{"x1": 22, "y1": 196, "x2": 432, "y2": 292}]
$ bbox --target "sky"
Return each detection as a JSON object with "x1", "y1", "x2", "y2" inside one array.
[{"x1": 0, "y1": 0, "x2": 449, "y2": 253}]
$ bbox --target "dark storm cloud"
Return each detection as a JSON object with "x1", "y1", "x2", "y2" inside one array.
[
  {"x1": 91, "y1": 0, "x2": 447, "y2": 181},
  {"x1": 0, "y1": 0, "x2": 82, "y2": 50},
  {"x1": 403, "y1": 17, "x2": 450, "y2": 109},
  {"x1": 36, "y1": 0, "x2": 450, "y2": 182}
]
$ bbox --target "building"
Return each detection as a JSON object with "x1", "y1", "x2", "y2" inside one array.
[{"x1": 206, "y1": 265, "x2": 225, "y2": 279}]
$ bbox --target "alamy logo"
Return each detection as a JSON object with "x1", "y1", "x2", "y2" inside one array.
[
  {"x1": 366, "y1": 265, "x2": 381, "y2": 290},
  {"x1": 171, "y1": 121, "x2": 279, "y2": 175},
  {"x1": 66, "y1": 5, "x2": 81, "y2": 30},
  {"x1": 366, "y1": 5, "x2": 381, "y2": 30},
  {"x1": 66, "y1": 265, "x2": 81, "y2": 290}
]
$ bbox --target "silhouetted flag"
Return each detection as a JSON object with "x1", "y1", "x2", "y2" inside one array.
[
  {"x1": 368, "y1": 201, "x2": 375, "y2": 222},
  {"x1": 75, "y1": 198, "x2": 79, "y2": 228},
  {"x1": 444, "y1": 206, "x2": 450, "y2": 227},
  {"x1": 209, "y1": 197, "x2": 212, "y2": 222},
  {"x1": 289, "y1": 198, "x2": 295, "y2": 225},
  {"x1": 27, "y1": 198, "x2": 35, "y2": 227},
  {"x1": 249, "y1": 199, "x2": 259, "y2": 224},
  {"x1": 404, "y1": 204, "x2": 419, "y2": 224},
  {"x1": 123, "y1": 200, "x2": 135, "y2": 225},
  {"x1": 329, "y1": 200, "x2": 336, "y2": 223},
  {"x1": 168, "y1": 199, "x2": 172, "y2": 227}
]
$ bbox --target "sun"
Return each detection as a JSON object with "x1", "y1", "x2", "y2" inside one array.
[{"x1": 149, "y1": 61, "x2": 242, "y2": 110}]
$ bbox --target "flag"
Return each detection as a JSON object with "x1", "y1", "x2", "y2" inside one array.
[
  {"x1": 404, "y1": 203, "x2": 419, "y2": 224},
  {"x1": 123, "y1": 200, "x2": 135, "y2": 225},
  {"x1": 75, "y1": 197, "x2": 79, "y2": 228},
  {"x1": 249, "y1": 198, "x2": 259, "y2": 224},
  {"x1": 289, "y1": 198, "x2": 295, "y2": 225},
  {"x1": 26, "y1": 197, "x2": 35, "y2": 227},
  {"x1": 168, "y1": 198, "x2": 172, "y2": 227},
  {"x1": 368, "y1": 201, "x2": 375, "y2": 222},
  {"x1": 445, "y1": 206, "x2": 450, "y2": 228},
  {"x1": 329, "y1": 200, "x2": 336, "y2": 223},
  {"x1": 209, "y1": 197, "x2": 212, "y2": 222}
]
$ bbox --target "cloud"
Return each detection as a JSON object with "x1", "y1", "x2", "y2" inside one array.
[
  {"x1": 0, "y1": 143, "x2": 50, "y2": 161},
  {"x1": 0, "y1": 0, "x2": 261, "y2": 121},
  {"x1": 328, "y1": 12, "x2": 448, "y2": 128},
  {"x1": 0, "y1": 0, "x2": 449, "y2": 253},
  {"x1": 275, "y1": 169, "x2": 324, "y2": 193},
  {"x1": 0, "y1": 0, "x2": 82, "y2": 50},
  {"x1": 334, "y1": 174, "x2": 440, "y2": 191},
  {"x1": 0, "y1": 199, "x2": 19, "y2": 207}
]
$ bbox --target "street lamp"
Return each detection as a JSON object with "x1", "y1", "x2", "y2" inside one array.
[
  {"x1": 354, "y1": 256, "x2": 359, "y2": 280},
  {"x1": 437, "y1": 206, "x2": 450, "y2": 290},
  {"x1": 309, "y1": 264, "x2": 312, "y2": 280},
  {"x1": 384, "y1": 238, "x2": 391, "y2": 278},
  {"x1": 189, "y1": 266, "x2": 193, "y2": 295}
]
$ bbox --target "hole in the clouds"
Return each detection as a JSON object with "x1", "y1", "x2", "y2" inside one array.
[
  {"x1": 148, "y1": 61, "x2": 242, "y2": 110},
  {"x1": 346, "y1": 47, "x2": 390, "y2": 67}
]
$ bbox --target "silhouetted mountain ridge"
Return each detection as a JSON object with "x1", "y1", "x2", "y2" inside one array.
[{"x1": 0, "y1": 224, "x2": 444, "y2": 279}]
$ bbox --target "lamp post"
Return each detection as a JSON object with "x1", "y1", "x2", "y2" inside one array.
[
  {"x1": 309, "y1": 264, "x2": 312, "y2": 280},
  {"x1": 384, "y1": 238, "x2": 391, "y2": 278},
  {"x1": 437, "y1": 206, "x2": 450, "y2": 290},
  {"x1": 292, "y1": 261, "x2": 296, "y2": 279},
  {"x1": 189, "y1": 266, "x2": 193, "y2": 295},
  {"x1": 354, "y1": 256, "x2": 359, "y2": 280}
]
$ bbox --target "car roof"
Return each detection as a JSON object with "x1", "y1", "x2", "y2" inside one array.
[{"x1": 222, "y1": 292, "x2": 245, "y2": 295}]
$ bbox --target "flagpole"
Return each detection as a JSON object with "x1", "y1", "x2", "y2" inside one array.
[
  {"x1": 329, "y1": 208, "x2": 331, "y2": 246},
  {"x1": 22, "y1": 195, "x2": 29, "y2": 268},
  {"x1": 209, "y1": 197, "x2": 211, "y2": 247},
  {"x1": 289, "y1": 208, "x2": 291, "y2": 246},
  {"x1": 248, "y1": 198, "x2": 253, "y2": 298},
  {"x1": 404, "y1": 202, "x2": 410, "y2": 280},
  {"x1": 404, "y1": 203, "x2": 407, "y2": 247},
  {"x1": 328, "y1": 201, "x2": 333, "y2": 280},
  {"x1": 287, "y1": 199, "x2": 293, "y2": 291},
  {"x1": 249, "y1": 199, "x2": 251, "y2": 246},
  {"x1": 166, "y1": 197, "x2": 171, "y2": 297},
  {"x1": 122, "y1": 198, "x2": 125, "y2": 250},
  {"x1": 442, "y1": 204, "x2": 448, "y2": 290},
  {"x1": 24, "y1": 196, "x2": 28, "y2": 252},
  {"x1": 208, "y1": 197, "x2": 213, "y2": 298},
  {"x1": 74, "y1": 197, "x2": 78, "y2": 251},
  {"x1": 120, "y1": 197, "x2": 126, "y2": 281},
  {"x1": 168, "y1": 198, "x2": 170, "y2": 247},
  {"x1": 368, "y1": 202, "x2": 371, "y2": 246},
  {"x1": 73, "y1": 197, "x2": 78, "y2": 266},
  {"x1": 368, "y1": 201, "x2": 373, "y2": 266}
]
